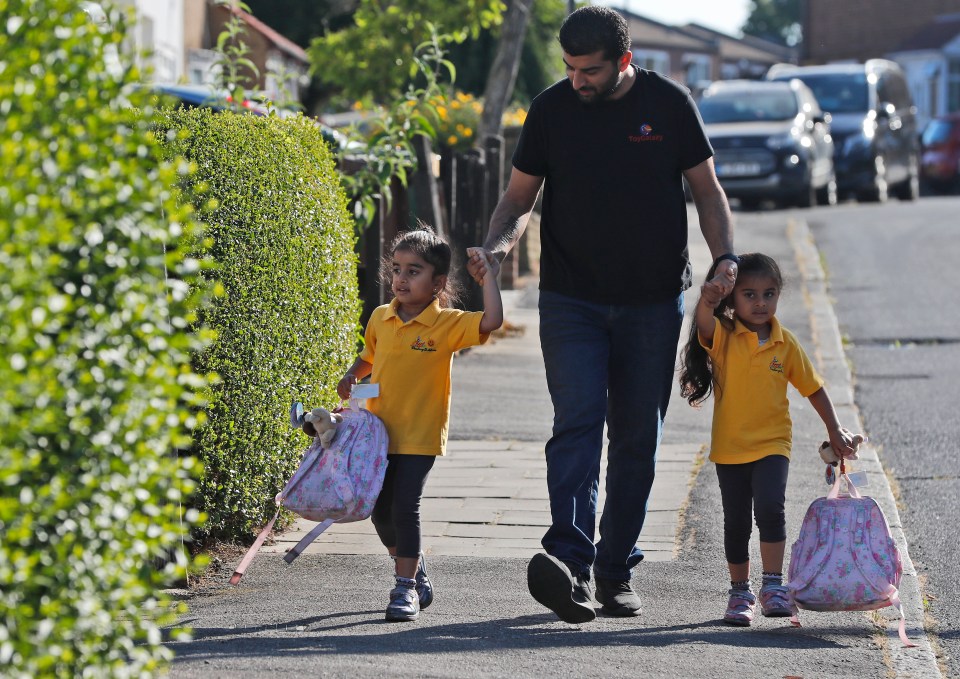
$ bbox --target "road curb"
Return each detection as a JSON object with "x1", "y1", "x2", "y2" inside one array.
[{"x1": 788, "y1": 217, "x2": 941, "y2": 677}]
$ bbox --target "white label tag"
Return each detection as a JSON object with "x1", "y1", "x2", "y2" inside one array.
[
  {"x1": 350, "y1": 383, "x2": 380, "y2": 399},
  {"x1": 847, "y1": 471, "x2": 869, "y2": 488}
]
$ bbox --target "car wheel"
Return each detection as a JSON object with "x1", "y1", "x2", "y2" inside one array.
[
  {"x1": 857, "y1": 157, "x2": 888, "y2": 203},
  {"x1": 795, "y1": 182, "x2": 816, "y2": 208},
  {"x1": 816, "y1": 176, "x2": 838, "y2": 206},
  {"x1": 894, "y1": 157, "x2": 920, "y2": 201}
]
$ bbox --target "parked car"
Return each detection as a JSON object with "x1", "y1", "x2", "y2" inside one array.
[
  {"x1": 766, "y1": 59, "x2": 920, "y2": 202},
  {"x1": 151, "y1": 83, "x2": 351, "y2": 153},
  {"x1": 697, "y1": 79, "x2": 837, "y2": 209},
  {"x1": 920, "y1": 112, "x2": 960, "y2": 194}
]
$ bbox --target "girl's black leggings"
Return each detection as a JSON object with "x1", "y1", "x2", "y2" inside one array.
[
  {"x1": 371, "y1": 453, "x2": 436, "y2": 559},
  {"x1": 715, "y1": 454, "x2": 790, "y2": 565}
]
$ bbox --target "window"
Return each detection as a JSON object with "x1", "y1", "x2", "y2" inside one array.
[
  {"x1": 684, "y1": 54, "x2": 712, "y2": 86},
  {"x1": 632, "y1": 49, "x2": 669, "y2": 75}
]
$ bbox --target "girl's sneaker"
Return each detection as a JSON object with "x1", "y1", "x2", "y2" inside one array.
[
  {"x1": 723, "y1": 589, "x2": 756, "y2": 626},
  {"x1": 415, "y1": 552, "x2": 433, "y2": 609},
  {"x1": 759, "y1": 583, "x2": 792, "y2": 617},
  {"x1": 385, "y1": 577, "x2": 419, "y2": 622}
]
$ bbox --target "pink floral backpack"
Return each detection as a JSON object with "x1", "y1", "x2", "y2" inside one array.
[
  {"x1": 230, "y1": 400, "x2": 388, "y2": 584},
  {"x1": 786, "y1": 455, "x2": 915, "y2": 646}
]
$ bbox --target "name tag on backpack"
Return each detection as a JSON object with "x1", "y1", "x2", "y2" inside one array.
[{"x1": 351, "y1": 383, "x2": 380, "y2": 399}]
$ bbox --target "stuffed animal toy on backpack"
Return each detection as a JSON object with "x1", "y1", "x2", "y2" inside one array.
[{"x1": 302, "y1": 407, "x2": 343, "y2": 447}]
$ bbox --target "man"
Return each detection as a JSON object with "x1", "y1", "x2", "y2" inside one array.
[{"x1": 468, "y1": 6, "x2": 737, "y2": 624}]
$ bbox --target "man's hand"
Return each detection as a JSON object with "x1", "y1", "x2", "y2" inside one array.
[
  {"x1": 466, "y1": 247, "x2": 495, "y2": 285},
  {"x1": 466, "y1": 247, "x2": 500, "y2": 286},
  {"x1": 700, "y1": 263, "x2": 737, "y2": 309}
]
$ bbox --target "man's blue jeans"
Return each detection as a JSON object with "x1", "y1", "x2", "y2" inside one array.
[{"x1": 538, "y1": 289, "x2": 684, "y2": 581}]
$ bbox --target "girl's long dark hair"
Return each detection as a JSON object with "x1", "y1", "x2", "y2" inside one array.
[
  {"x1": 678, "y1": 253, "x2": 782, "y2": 406},
  {"x1": 380, "y1": 225, "x2": 462, "y2": 308}
]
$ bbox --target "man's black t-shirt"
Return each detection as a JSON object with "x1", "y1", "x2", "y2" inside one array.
[{"x1": 512, "y1": 68, "x2": 714, "y2": 305}]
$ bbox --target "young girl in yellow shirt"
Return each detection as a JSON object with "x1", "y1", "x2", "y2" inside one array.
[
  {"x1": 679, "y1": 252, "x2": 861, "y2": 626},
  {"x1": 337, "y1": 228, "x2": 502, "y2": 622}
]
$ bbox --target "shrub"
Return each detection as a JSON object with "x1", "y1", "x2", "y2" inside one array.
[
  {"x1": 0, "y1": 1, "x2": 213, "y2": 675},
  {"x1": 155, "y1": 107, "x2": 361, "y2": 544}
]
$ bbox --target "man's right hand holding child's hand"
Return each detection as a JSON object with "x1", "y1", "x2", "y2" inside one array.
[{"x1": 700, "y1": 265, "x2": 738, "y2": 309}]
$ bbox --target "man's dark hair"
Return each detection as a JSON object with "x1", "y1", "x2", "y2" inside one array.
[{"x1": 558, "y1": 6, "x2": 631, "y2": 62}]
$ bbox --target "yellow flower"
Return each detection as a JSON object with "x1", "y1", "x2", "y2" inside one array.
[
  {"x1": 437, "y1": 106, "x2": 448, "y2": 120},
  {"x1": 447, "y1": 135, "x2": 458, "y2": 146},
  {"x1": 451, "y1": 100, "x2": 461, "y2": 110},
  {"x1": 464, "y1": 128, "x2": 473, "y2": 137}
]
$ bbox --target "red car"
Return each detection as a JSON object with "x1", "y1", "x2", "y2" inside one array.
[{"x1": 921, "y1": 112, "x2": 960, "y2": 193}]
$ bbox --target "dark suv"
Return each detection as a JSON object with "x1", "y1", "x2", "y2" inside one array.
[
  {"x1": 697, "y1": 79, "x2": 836, "y2": 209},
  {"x1": 767, "y1": 59, "x2": 920, "y2": 202}
]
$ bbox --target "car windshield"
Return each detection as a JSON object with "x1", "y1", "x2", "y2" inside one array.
[
  {"x1": 922, "y1": 119, "x2": 953, "y2": 146},
  {"x1": 699, "y1": 91, "x2": 798, "y2": 123},
  {"x1": 788, "y1": 73, "x2": 869, "y2": 113}
]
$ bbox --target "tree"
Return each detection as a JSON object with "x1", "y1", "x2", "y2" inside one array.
[
  {"x1": 478, "y1": 0, "x2": 536, "y2": 141},
  {"x1": 309, "y1": 0, "x2": 507, "y2": 103},
  {"x1": 741, "y1": 0, "x2": 802, "y2": 47},
  {"x1": 244, "y1": 0, "x2": 358, "y2": 48}
]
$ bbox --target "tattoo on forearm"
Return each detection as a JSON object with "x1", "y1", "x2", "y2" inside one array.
[{"x1": 490, "y1": 218, "x2": 522, "y2": 253}]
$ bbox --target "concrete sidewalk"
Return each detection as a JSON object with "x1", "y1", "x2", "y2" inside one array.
[{"x1": 170, "y1": 213, "x2": 940, "y2": 678}]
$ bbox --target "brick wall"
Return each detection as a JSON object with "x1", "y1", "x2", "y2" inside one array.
[{"x1": 805, "y1": 0, "x2": 958, "y2": 63}]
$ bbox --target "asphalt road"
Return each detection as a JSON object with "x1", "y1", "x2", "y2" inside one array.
[{"x1": 803, "y1": 196, "x2": 960, "y2": 677}]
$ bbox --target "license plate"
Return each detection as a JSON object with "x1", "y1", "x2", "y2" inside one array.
[{"x1": 716, "y1": 162, "x2": 761, "y2": 177}]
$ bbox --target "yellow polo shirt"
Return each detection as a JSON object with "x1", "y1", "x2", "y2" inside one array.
[
  {"x1": 700, "y1": 316, "x2": 823, "y2": 464},
  {"x1": 359, "y1": 299, "x2": 489, "y2": 456}
]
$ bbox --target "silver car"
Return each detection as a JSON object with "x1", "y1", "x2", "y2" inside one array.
[{"x1": 698, "y1": 79, "x2": 837, "y2": 209}]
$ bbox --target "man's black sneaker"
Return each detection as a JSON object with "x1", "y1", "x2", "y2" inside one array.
[
  {"x1": 527, "y1": 553, "x2": 596, "y2": 624},
  {"x1": 594, "y1": 576, "x2": 642, "y2": 616}
]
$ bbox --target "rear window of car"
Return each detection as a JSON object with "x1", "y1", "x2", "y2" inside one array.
[
  {"x1": 699, "y1": 90, "x2": 798, "y2": 124},
  {"x1": 777, "y1": 73, "x2": 869, "y2": 114},
  {"x1": 922, "y1": 119, "x2": 954, "y2": 146}
]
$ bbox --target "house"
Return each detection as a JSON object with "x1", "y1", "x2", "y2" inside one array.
[
  {"x1": 183, "y1": 0, "x2": 310, "y2": 104},
  {"x1": 84, "y1": 0, "x2": 186, "y2": 82},
  {"x1": 680, "y1": 23, "x2": 795, "y2": 84},
  {"x1": 888, "y1": 13, "x2": 960, "y2": 128},
  {"x1": 615, "y1": 8, "x2": 791, "y2": 94},
  {"x1": 803, "y1": 1, "x2": 960, "y2": 129},
  {"x1": 804, "y1": 0, "x2": 958, "y2": 65}
]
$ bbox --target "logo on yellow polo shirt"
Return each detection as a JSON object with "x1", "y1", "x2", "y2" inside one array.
[
  {"x1": 411, "y1": 336, "x2": 437, "y2": 352},
  {"x1": 769, "y1": 356, "x2": 784, "y2": 374}
]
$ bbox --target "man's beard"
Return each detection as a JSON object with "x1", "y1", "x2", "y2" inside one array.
[{"x1": 575, "y1": 70, "x2": 623, "y2": 104}]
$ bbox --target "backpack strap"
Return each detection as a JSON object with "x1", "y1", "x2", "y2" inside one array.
[
  {"x1": 229, "y1": 508, "x2": 281, "y2": 585},
  {"x1": 282, "y1": 518, "x2": 336, "y2": 564}
]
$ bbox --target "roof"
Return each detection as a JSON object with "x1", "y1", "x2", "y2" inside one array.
[
  {"x1": 620, "y1": 10, "x2": 715, "y2": 52},
  {"x1": 229, "y1": 5, "x2": 309, "y2": 63},
  {"x1": 680, "y1": 23, "x2": 789, "y2": 63},
  {"x1": 895, "y1": 12, "x2": 960, "y2": 51}
]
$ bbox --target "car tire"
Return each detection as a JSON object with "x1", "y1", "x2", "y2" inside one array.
[
  {"x1": 857, "y1": 157, "x2": 888, "y2": 203},
  {"x1": 816, "y1": 176, "x2": 838, "y2": 206},
  {"x1": 795, "y1": 182, "x2": 816, "y2": 208}
]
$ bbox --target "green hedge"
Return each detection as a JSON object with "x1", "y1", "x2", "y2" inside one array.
[
  {"x1": 0, "y1": 1, "x2": 212, "y2": 675},
  {"x1": 156, "y1": 107, "x2": 361, "y2": 544}
]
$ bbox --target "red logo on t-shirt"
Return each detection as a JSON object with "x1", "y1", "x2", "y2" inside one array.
[{"x1": 628, "y1": 123, "x2": 663, "y2": 143}]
